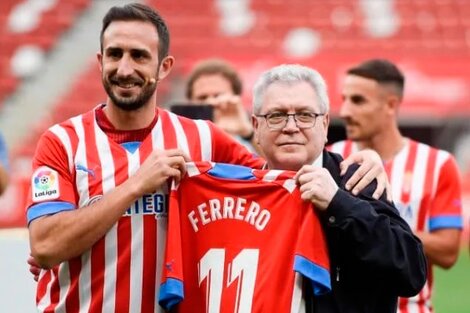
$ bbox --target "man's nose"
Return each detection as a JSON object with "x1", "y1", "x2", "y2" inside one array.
[
  {"x1": 116, "y1": 55, "x2": 134, "y2": 77},
  {"x1": 339, "y1": 101, "x2": 351, "y2": 119},
  {"x1": 282, "y1": 115, "x2": 300, "y2": 132}
]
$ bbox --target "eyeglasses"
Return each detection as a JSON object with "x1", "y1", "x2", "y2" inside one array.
[{"x1": 255, "y1": 112, "x2": 325, "y2": 129}]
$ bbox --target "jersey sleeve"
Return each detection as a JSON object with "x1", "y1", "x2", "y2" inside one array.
[
  {"x1": 208, "y1": 122, "x2": 265, "y2": 169},
  {"x1": 428, "y1": 155, "x2": 463, "y2": 231},
  {"x1": 159, "y1": 184, "x2": 184, "y2": 310},
  {"x1": 294, "y1": 203, "x2": 331, "y2": 295},
  {"x1": 26, "y1": 130, "x2": 77, "y2": 224}
]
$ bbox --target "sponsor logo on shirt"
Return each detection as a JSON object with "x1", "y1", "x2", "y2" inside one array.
[
  {"x1": 124, "y1": 193, "x2": 168, "y2": 218},
  {"x1": 32, "y1": 166, "x2": 60, "y2": 202}
]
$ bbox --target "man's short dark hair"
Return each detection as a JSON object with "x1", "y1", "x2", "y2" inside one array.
[
  {"x1": 100, "y1": 3, "x2": 170, "y2": 62},
  {"x1": 347, "y1": 59, "x2": 405, "y2": 98},
  {"x1": 186, "y1": 59, "x2": 243, "y2": 99}
]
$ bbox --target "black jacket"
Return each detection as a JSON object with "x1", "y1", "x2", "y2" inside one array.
[{"x1": 307, "y1": 151, "x2": 427, "y2": 313}]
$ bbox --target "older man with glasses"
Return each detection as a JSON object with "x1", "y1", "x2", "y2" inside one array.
[{"x1": 251, "y1": 64, "x2": 427, "y2": 313}]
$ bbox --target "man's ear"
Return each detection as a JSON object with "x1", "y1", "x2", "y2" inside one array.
[
  {"x1": 251, "y1": 115, "x2": 260, "y2": 144},
  {"x1": 322, "y1": 112, "x2": 330, "y2": 142},
  {"x1": 386, "y1": 94, "x2": 401, "y2": 115},
  {"x1": 97, "y1": 52, "x2": 103, "y2": 73},
  {"x1": 157, "y1": 56, "x2": 175, "y2": 81}
]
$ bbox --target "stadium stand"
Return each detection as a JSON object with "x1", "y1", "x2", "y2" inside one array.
[{"x1": 0, "y1": 0, "x2": 91, "y2": 104}]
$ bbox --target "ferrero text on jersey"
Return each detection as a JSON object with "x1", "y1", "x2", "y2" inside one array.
[{"x1": 188, "y1": 196, "x2": 271, "y2": 232}]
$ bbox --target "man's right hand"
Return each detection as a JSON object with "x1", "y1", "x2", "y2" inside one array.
[{"x1": 206, "y1": 94, "x2": 253, "y2": 139}]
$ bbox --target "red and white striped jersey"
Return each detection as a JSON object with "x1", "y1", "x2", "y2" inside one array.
[
  {"x1": 159, "y1": 162, "x2": 331, "y2": 313},
  {"x1": 26, "y1": 106, "x2": 264, "y2": 313},
  {"x1": 328, "y1": 139, "x2": 463, "y2": 313}
]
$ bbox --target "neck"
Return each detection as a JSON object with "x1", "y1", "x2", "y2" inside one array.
[
  {"x1": 357, "y1": 126, "x2": 405, "y2": 162},
  {"x1": 104, "y1": 96, "x2": 157, "y2": 130}
]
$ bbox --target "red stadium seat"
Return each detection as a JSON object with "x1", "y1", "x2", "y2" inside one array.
[{"x1": 0, "y1": 0, "x2": 92, "y2": 105}]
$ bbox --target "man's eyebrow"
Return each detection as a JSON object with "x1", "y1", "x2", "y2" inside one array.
[
  {"x1": 131, "y1": 48, "x2": 151, "y2": 55},
  {"x1": 104, "y1": 46, "x2": 121, "y2": 53},
  {"x1": 104, "y1": 46, "x2": 151, "y2": 55}
]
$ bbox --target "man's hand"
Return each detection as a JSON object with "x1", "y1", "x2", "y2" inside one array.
[
  {"x1": 340, "y1": 149, "x2": 392, "y2": 201},
  {"x1": 27, "y1": 255, "x2": 40, "y2": 282},
  {"x1": 295, "y1": 165, "x2": 339, "y2": 210},
  {"x1": 128, "y1": 149, "x2": 190, "y2": 196},
  {"x1": 29, "y1": 148, "x2": 191, "y2": 269},
  {"x1": 206, "y1": 94, "x2": 253, "y2": 138}
]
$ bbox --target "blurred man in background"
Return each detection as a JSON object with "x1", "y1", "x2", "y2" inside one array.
[
  {"x1": 0, "y1": 133, "x2": 9, "y2": 195},
  {"x1": 330, "y1": 59, "x2": 463, "y2": 312},
  {"x1": 185, "y1": 59, "x2": 259, "y2": 153},
  {"x1": 251, "y1": 64, "x2": 425, "y2": 313}
]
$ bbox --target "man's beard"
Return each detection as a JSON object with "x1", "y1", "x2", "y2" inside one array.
[{"x1": 103, "y1": 74, "x2": 157, "y2": 111}]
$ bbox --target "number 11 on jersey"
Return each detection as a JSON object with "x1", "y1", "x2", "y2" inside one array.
[{"x1": 198, "y1": 248, "x2": 260, "y2": 313}]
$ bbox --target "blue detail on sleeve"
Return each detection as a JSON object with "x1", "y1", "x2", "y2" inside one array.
[
  {"x1": 27, "y1": 201, "x2": 75, "y2": 224},
  {"x1": 294, "y1": 255, "x2": 331, "y2": 295},
  {"x1": 208, "y1": 163, "x2": 256, "y2": 180},
  {"x1": 0, "y1": 134, "x2": 9, "y2": 170},
  {"x1": 158, "y1": 278, "x2": 184, "y2": 310},
  {"x1": 121, "y1": 141, "x2": 141, "y2": 153},
  {"x1": 429, "y1": 215, "x2": 463, "y2": 230}
]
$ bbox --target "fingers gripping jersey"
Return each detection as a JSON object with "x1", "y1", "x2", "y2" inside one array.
[
  {"x1": 159, "y1": 162, "x2": 331, "y2": 313},
  {"x1": 26, "y1": 107, "x2": 263, "y2": 313},
  {"x1": 328, "y1": 139, "x2": 463, "y2": 313}
]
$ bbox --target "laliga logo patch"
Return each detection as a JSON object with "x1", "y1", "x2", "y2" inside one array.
[
  {"x1": 34, "y1": 170, "x2": 55, "y2": 190},
  {"x1": 32, "y1": 166, "x2": 60, "y2": 201}
]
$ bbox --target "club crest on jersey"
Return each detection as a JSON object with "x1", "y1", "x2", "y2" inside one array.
[
  {"x1": 124, "y1": 192, "x2": 168, "y2": 218},
  {"x1": 32, "y1": 166, "x2": 60, "y2": 202}
]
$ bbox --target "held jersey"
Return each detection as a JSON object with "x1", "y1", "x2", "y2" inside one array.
[
  {"x1": 328, "y1": 139, "x2": 463, "y2": 313},
  {"x1": 159, "y1": 162, "x2": 331, "y2": 313},
  {"x1": 26, "y1": 106, "x2": 264, "y2": 313}
]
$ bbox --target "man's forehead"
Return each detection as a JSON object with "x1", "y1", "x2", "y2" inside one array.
[
  {"x1": 103, "y1": 20, "x2": 159, "y2": 47},
  {"x1": 262, "y1": 82, "x2": 320, "y2": 110},
  {"x1": 194, "y1": 74, "x2": 232, "y2": 90},
  {"x1": 344, "y1": 75, "x2": 380, "y2": 90}
]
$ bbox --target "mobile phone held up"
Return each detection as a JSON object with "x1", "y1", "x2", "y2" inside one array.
[{"x1": 170, "y1": 103, "x2": 214, "y2": 121}]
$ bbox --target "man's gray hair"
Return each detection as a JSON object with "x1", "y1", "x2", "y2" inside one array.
[{"x1": 252, "y1": 64, "x2": 330, "y2": 114}]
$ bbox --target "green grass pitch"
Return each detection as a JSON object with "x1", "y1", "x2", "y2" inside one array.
[{"x1": 433, "y1": 249, "x2": 470, "y2": 313}]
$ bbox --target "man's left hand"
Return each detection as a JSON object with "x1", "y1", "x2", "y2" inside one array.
[{"x1": 295, "y1": 165, "x2": 339, "y2": 210}]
